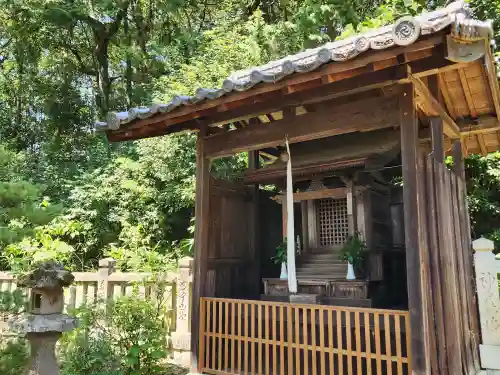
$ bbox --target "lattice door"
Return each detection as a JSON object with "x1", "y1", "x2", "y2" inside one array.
[{"x1": 318, "y1": 197, "x2": 349, "y2": 247}]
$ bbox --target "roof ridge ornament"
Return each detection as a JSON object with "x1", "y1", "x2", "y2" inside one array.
[{"x1": 393, "y1": 16, "x2": 421, "y2": 46}]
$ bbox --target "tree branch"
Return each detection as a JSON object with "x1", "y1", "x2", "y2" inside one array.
[
  {"x1": 67, "y1": 45, "x2": 97, "y2": 76},
  {"x1": 108, "y1": 0, "x2": 132, "y2": 38}
]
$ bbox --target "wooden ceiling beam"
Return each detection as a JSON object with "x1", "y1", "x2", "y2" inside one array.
[
  {"x1": 203, "y1": 95, "x2": 399, "y2": 158},
  {"x1": 410, "y1": 75, "x2": 460, "y2": 139},
  {"x1": 484, "y1": 49, "x2": 500, "y2": 123},
  {"x1": 458, "y1": 68, "x2": 478, "y2": 118},
  {"x1": 437, "y1": 75, "x2": 457, "y2": 119},
  {"x1": 260, "y1": 147, "x2": 281, "y2": 157},
  {"x1": 458, "y1": 116, "x2": 500, "y2": 135},
  {"x1": 477, "y1": 133, "x2": 488, "y2": 155}
]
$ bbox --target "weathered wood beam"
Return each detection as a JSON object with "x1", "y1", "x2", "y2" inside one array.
[
  {"x1": 459, "y1": 115, "x2": 500, "y2": 135},
  {"x1": 208, "y1": 56, "x2": 456, "y2": 128},
  {"x1": 419, "y1": 115, "x2": 500, "y2": 139},
  {"x1": 260, "y1": 147, "x2": 281, "y2": 157},
  {"x1": 458, "y1": 68, "x2": 478, "y2": 118},
  {"x1": 438, "y1": 74, "x2": 458, "y2": 119},
  {"x1": 477, "y1": 133, "x2": 488, "y2": 155},
  {"x1": 410, "y1": 75, "x2": 460, "y2": 139},
  {"x1": 428, "y1": 75, "x2": 445, "y2": 162},
  {"x1": 484, "y1": 49, "x2": 500, "y2": 123},
  {"x1": 204, "y1": 96, "x2": 399, "y2": 158},
  {"x1": 244, "y1": 157, "x2": 367, "y2": 184},
  {"x1": 272, "y1": 188, "x2": 347, "y2": 203},
  {"x1": 400, "y1": 82, "x2": 431, "y2": 373},
  {"x1": 191, "y1": 132, "x2": 210, "y2": 373}
]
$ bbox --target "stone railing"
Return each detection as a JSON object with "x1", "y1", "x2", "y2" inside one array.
[
  {"x1": 0, "y1": 257, "x2": 193, "y2": 367},
  {"x1": 473, "y1": 238, "x2": 500, "y2": 373}
]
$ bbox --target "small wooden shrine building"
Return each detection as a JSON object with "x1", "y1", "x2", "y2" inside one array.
[{"x1": 98, "y1": 2, "x2": 498, "y2": 374}]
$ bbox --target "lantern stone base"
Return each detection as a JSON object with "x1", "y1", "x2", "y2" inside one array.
[{"x1": 26, "y1": 332, "x2": 62, "y2": 375}]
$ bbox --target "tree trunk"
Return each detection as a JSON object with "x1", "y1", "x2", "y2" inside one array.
[{"x1": 95, "y1": 38, "x2": 111, "y2": 117}]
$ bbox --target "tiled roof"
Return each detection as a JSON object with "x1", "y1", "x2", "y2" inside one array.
[{"x1": 97, "y1": 1, "x2": 492, "y2": 131}]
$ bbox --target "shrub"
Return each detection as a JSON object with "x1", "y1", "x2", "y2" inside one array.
[
  {"x1": 0, "y1": 338, "x2": 29, "y2": 375},
  {"x1": 60, "y1": 291, "x2": 169, "y2": 375}
]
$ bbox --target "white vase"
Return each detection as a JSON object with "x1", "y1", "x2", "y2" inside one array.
[
  {"x1": 346, "y1": 262, "x2": 356, "y2": 280},
  {"x1": 280, "y1": 262, "x2": 288, "y2": 279}
]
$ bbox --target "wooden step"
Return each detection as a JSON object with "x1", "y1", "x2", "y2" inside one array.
[
  {"x1": 296, "y1": 273, "x2": 346, "y2": 279},
  {"x1": 295, "y1": 263, "x2": 347, "y2": 270}
]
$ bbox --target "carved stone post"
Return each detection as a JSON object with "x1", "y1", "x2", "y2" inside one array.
[
  {"x1": 171, "y1": 257, "x2": 193, "y2": 367},
  {"x1": 97, "y1": 257, "x2": 116, "y2": 301},
  {"x1": 10, "y1": 261, "x2": 77, "y2": 375},
  {"x1": 473, "y1": 237, "x2": 500, "y2": 371}
]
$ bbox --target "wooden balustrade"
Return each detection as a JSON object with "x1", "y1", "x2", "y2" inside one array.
[{"x1": 199, "y1": 297, "x2": 412, "y2": 375}]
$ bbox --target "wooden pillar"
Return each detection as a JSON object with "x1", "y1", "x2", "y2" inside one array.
[
  {"x1": 427, "y1": 75, "x2": 449, "y2": 374},
  {"x1": 429, "y1": 75, "x2": 445, "y2": 162},
  {"x1": 453, "y1": 140, "x2": 481, "y2": 370},
  {"x1": 399, "y1": 83, "x2": 431, "y2": 374},
  {"x1": 301, "y1": 201, "x2": 309, "y2": 254},
  {"x1": 248, "y1": 150, "x2": 261, "y2": 298},
  {"x1": 190, "y1": 132, "x2": 210, "y2": 372},
  {"x1": 345, "y1": 179, "x2": 357, "y2": 235}
]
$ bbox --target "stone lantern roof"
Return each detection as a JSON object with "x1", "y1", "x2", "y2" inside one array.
[{"x1": 17, "y1": 261, "x2": 74, "y2": 290}]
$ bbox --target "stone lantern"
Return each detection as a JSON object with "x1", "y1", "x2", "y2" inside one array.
[{"x1": 10, "y1": 261, "x2": 78, "y2": 375}]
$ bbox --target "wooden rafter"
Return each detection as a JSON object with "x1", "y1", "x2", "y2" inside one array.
[
  {"x1": 484, "y1": 48, "x2": 500, "y2": 123},
  {"x1": 461, "y1": 136, "x2": 468, "y2": 158},
  {"x1": 420, "y1": 116, "x2": 500, "y2": 140},
  {"x1": 410, "y1": 75, "x2": 460, "y2": 139},
  {"x1": 477, "y1": 133, "x2": 488, "y2": 155},
  {"x1": 260, "y1": 147, "x2": 281, "y2": 157},
  {"x1": 459, "y1": 116, "x2": 500, "y2": 135},
  {"x1": 438, "y1": 74, "x2": 457, "y2": 119},
  {"x1": 457, "y1": 68, "x2": 478, "y2": 118}
]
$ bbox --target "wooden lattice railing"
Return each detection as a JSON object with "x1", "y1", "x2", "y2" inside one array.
[{"x1": 199, "y1": 298, "x2": 412, "y2": 375}]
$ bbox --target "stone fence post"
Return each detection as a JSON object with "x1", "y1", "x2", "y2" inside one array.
[
  {"x1": 473, "y1": 237, "x2": 500, "y2": 372},
  {"x1": 171, "y1": 257, "x2": 193, "y2": 367},
  {"x1": 97, "y1": 258, "x2": 116, "y2": 300}
]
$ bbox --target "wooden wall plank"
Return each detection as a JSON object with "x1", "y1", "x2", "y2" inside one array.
[
  {"x1": 450, "y1": 168, "x2": 477, "y2": 373},
  {"x1": 424, "y1": 156, "x2": 448, "y2": 375},
  {"x1": 452, "y1": 141, "x2": 481, "y2": 372},
  {"x1": 434, "y1": 162, "x2": 464, "y2": 375},
  {"x1": 399, "y1": 83, "x2": 429, "y2": 374},
  {"x1": 416, "y1": 154, "x2": 438, "y2": 374}
]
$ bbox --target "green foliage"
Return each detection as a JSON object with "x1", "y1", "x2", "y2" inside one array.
[
  {"x1": 0, "y1": 290, "x2": 29, "y2": 375},
  {"x1": 0, "y1": 339, "x2": 29, "y2": 375},
  {"x1": 272, "y1": 238, "x2": 288, "y2": 264},
  {"x1": 465, "y1": 152, "x2": 500, "y2": 249},
  {"x1": 0, "y1": 0, "x2": 496, "y2": 276},
  {"x1": 0, "y1": 288, "x2": 28, "y2": 316},
  {"x1": 3, "y1": 231, "x2": 75, "y2": 273},
  {"x1": 339, "y1": 232, "x2": 367, "y2": 267},
  {"x1": 60, "y1": 293, "x2": 170, "y2": 375}
]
